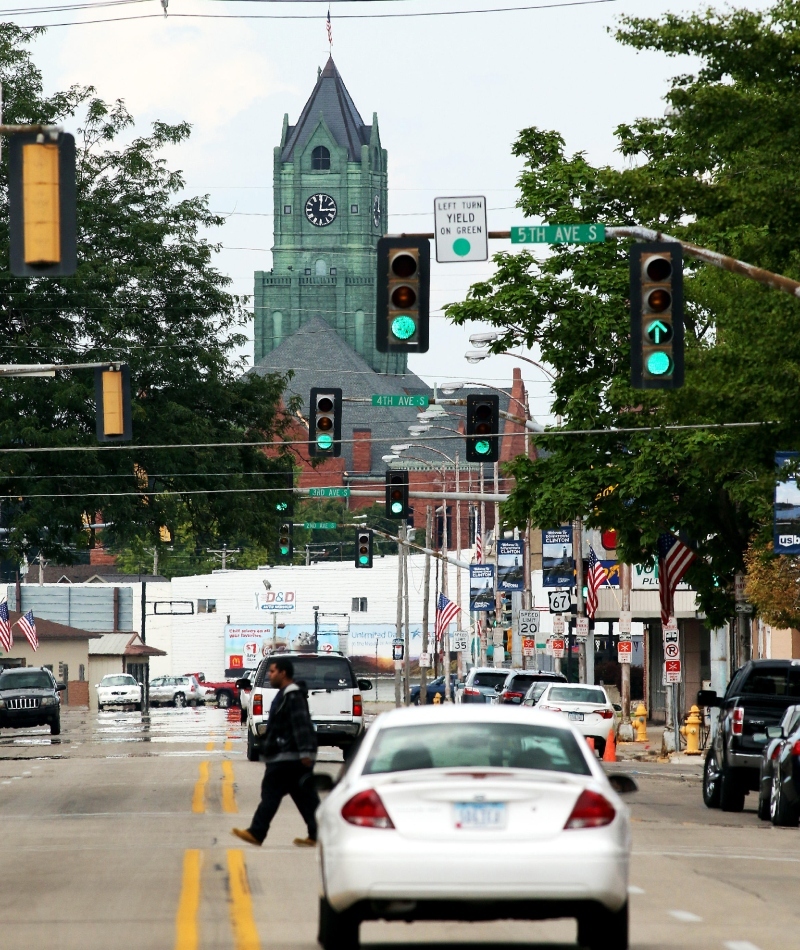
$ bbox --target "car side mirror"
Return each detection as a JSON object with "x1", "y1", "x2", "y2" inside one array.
[
  {"x1": 697, "y1": 689, "x2": 721, "y2": 708},
  {"x1": 313, "y1": 772, "x2": 335, "y2": 792},
  {"x1": 357, "y1": 679, "x2": 372, "y2": 691},
  {"x1": 56, "y1": 682, "x2": 67, "y2": 691},
  {"x1": 607, "y1": 774, "x2": 638, "y2": 794},
  {"x1": 235, "y1": 678, "x2": 252, "y2": 691},
  {"x1": 766, "y1": 725, "x2": 784, "y2": 739}
]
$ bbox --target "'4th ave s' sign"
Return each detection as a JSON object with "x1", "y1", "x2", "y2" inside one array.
[{"x1": 434, "y1": 196, "x2": 488, "y2": 262}]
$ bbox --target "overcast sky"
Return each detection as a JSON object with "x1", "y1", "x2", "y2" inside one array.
[{"x1": 21, "y1": 0, "x2": 766, "y2": 422}]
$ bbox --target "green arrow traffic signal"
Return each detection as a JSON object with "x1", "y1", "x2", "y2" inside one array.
[{"x1": 646, "y1": 319, "x2": 673, "y2": 344}]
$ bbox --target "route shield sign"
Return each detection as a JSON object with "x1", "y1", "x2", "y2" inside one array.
[
  {"x1": 548, "y1": 590, "x2": 571, "y2": 613},
  {"x1": 434, "y1": 196, "x2": 488, "y2": 262}
]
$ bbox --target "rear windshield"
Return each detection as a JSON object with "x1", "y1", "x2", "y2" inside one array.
[
  {"x1": 547, "y1": 686, "x2": 607, "y2": 705},
  {"x1": 257, "y1": 657, "x2": 355, "y2": 691},
  {"x1": 470, "y1": 671, "x2": 507, "y2": 689},
  {"x1": 506, "y1": 674, "x2": 558, "y2": 692},
  {"x1": 0, "y1": 671, "x2": 51, "y2": 690},
  {"x1": 363, "y1": 722, "x2": 591, "y2": 776},
  {"x1": 739, "y1": 667, "x2": 800, "y2": 698}
]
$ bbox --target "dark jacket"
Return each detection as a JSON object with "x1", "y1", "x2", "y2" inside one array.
[{"x1": 262, "y1": 682, "x2": 318, "y2": 764}]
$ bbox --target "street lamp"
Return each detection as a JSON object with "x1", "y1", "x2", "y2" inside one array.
[
  {"x1": 464, "y1": 347, "x2": 556, "y2": 382},
  {"x1": 469, "y1": 331, "x2": 501, "y2": 348},
  {"x1": 382, "y1": 454, "x2": 399, "y2": 463}
]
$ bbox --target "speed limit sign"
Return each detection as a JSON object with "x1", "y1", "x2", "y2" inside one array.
[{"x1": 519, "y1": 610, "x2": 540, "y2": 637}]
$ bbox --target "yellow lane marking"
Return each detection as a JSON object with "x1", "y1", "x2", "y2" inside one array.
[
  {"x1": 224, "y1": 739, "x2": 232, "y2": 751},
  {"x1": 222, "y1": 760, "x2": 238, "y2": 813},
  {"x1": 206, "y1": 741, "x2": 215, "y2": 751},
  {"x1": 174, "y1": 849, "x2": 202, "y2": 950},
  {"x1": 227, "y1": 849, "x2": 261, "y2": 950},
  {"x1": 192, "y1": 761, "x2": 210, "y2": 814}
]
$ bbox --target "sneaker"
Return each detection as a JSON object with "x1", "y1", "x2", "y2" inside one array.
[
  {"x1": 232, "y1": 828, "x2": 262, "y2": 847},
  {"x1": 292, "y1": 836, "x2": 317, "y2": 848}
]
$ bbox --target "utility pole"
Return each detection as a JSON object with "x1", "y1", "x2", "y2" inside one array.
[
  {"x1": 454, "y1": 453, "x2": 464, "y2": 683},
  {"x1": 493, "y1": 461, "x2": 502, "y2": 669},
  {"x1": 403, "y1": 525, "x2": 411, "y2": 705},
  {"x1": 206, "y1": 543, "x2": 240, "y2": 571},
  {"x1": 575, "y1": 518, "x2": 586, "y2": 683},
  {"x1": 141, "y1": 579, "x2": 149, "y2": 713},
  {"x1": 480, "y1": 465, "x2": 488, "y2": 666},
  {"x1": 420, "y1": 505, "x2": 433, "y2": 706},
  {"x1": 395, "y1": 524, "x2": 403, "y2": 708},
  {"x1": 621, "y1": 562, "x2": 632, "y2": 721},
  {"x1": 440, "y1": 484, "x2": 450, "y2": 701}
]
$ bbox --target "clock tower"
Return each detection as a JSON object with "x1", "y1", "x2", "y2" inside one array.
[{"x1": 254, "y1": 58, "x2": 401, "y2": 374}]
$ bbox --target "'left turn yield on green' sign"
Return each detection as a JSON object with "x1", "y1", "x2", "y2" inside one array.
[{"x1": 434, "y1": 196, "x2": 488, "y2": 263}]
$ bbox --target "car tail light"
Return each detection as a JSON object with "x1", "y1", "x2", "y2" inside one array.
[
  {"x1": 594, "y1": 708, "x2": 615, "y2": 719},
  {"x1": 341, "y1": 789, "x2": 395, "y2": 829},
  {"x1": 539, "y1": 705, "x2": 562, "y2": 712},
  {"x1": 792, "y1": 740, "x2": 800, "y2": 757},
  {"x1": 564, "y1": 789, "x2": 616, "y2": 829},
  {"x1": 503, "y1": 691, "x2": 524, "y2": 703},
  {"x1": 464, "y1": 688, "x2": 481, "y2": 697},
  {"x1": 353, "y1": 693, "x2": 363, "y2": 717},
  {"x1": 732, "y1": 706, "x2": 744, "y2": 736},
  {"x1": 252, "y1": 693, "x2": 263, "y2": 716},
  {"x1": 773, "y1": 744, "x2": 784, "y2": 760}
]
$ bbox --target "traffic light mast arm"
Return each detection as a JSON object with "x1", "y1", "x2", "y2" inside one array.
[
  {"x1": 0, "y1": 361, "x2": 125, "y2": 377},
  {"x1": 342, "y1": 523, "x2": 472, "y2": 570}
]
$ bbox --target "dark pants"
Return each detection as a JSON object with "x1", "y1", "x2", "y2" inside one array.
[{"x1": 249, "y1": 761, "x2": 320, "y2": 843}]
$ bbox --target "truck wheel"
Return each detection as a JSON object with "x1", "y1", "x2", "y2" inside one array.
[
  {"x1": 578, "y1": 900, "x2": 628, "y2": 950},
  {"x1": 50, "y1": 718, "x2": 61, "y2": 736},
  {"x1": 757, "y1": 783, "x2": 772, "y2": 820},
  {"x1": 702, "y1": 751, "x2": 721, "y2": 808},
  {"x1": 318, "y1": 896, "x2": 360, "y2": 950},
  {"x1": 217, "y1": 691, "x2": 232, "y2": 709},
  {"x1": 173, "y1": 693, "x2": 186, "y2": 708},
  {"x1": 770, "y1": 776, "x2": 800, "y2": 827},
  {"x1": 246, "y1": 730, "x2": 259, "y2": 762},
  {"x1": 719, "y1": 766, "x2": 746, "y2": 812}
]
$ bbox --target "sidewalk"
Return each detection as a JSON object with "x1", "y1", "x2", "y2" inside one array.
[{"x1": 614, "y1": 723, "x2": 707, "y2": 765}]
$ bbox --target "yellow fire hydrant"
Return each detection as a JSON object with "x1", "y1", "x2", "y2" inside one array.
[
  {"x1": 680, "y1": 705, "x2": 703, "y2": 755},
  {"x1": 432, "y1": 692, "x2": 441, "y2": 705},
  {"x1": 633, "y1": 703, "x2": 648, "y2": 742}
]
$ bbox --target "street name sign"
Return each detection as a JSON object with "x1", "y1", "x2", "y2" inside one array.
[
  {"x1": 618, "y1": 640, "x2": 632, "y2": 664},
  {"x1": 548, "y1": 590, "x2": 571, "y2": 614},
  {"x1": 309, "y1": 487, "x2": 350, "y2": 498},
  {"x1": 371, "y1": 394, "x2": 429, "y2": 408},
  {"x1": 511, "y1": 224, "x2": 605, "y2": 245},
  {"x1": 434, "y1": 196, "x2": 488, "y2": 262},
  {"x1": 304, "y1": 522, "x2": 337, "y2": 530}
]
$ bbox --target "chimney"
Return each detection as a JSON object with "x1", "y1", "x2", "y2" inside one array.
[{"x1": 353, "y1": 428, "x2": 372, "y2": 473}]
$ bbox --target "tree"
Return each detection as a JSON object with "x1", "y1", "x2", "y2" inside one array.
[
  {"x1": 744, "y1": 541, "x2": 800, "y2": 629},
  {"x1": 445, "y1": 0, "x2": 800, "y2": 626},
  {"x1": 0, "y1": 25, "x2": 295, "y2": 568}
]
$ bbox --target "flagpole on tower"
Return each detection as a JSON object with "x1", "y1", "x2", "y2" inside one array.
[{"x1": 327, "y1": 5, "x2": 333, "y2": 49}]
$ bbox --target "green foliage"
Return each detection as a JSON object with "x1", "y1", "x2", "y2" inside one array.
[
  {"x1": 0, "y1": 25, "x2": 295, "y2": 565},
  {"x1": 445, "y1": 0, "x2": 800, "y2": 626}
]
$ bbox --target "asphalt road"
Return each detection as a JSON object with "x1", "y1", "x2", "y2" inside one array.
[{"x1": 0, "y1": 706, "x2": 796, "y2": 950}]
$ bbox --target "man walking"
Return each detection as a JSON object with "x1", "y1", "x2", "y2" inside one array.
[{"x1": 233, "y1": 656, "x2": 320, "y2": 847}]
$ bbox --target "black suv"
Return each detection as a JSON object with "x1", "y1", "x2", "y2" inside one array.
[
  {"x1": 0, "y1": 667, "x2": 66, "y2": 735},
  {"x1": 497, "y1": 670, "x2": 567, "y2": 705}
]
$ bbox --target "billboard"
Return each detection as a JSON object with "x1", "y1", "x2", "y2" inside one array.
[
  {"x1": 542, "y1": 527, "x2": 573, "y2": 588},
  {"x1": 470, "y1": 565, "x2": 495, "y2": 611},
  {"x1": 224, "y1": 623, "x2": 339, "y2": 677},
  {"x1": 497, "y1": 539, "x2": 525, "y2": 591},
  {"x1": 775, "y1": 451, "x2": 800, "y2": 555}
]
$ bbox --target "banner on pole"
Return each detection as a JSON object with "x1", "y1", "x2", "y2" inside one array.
[
  {"x1": 542, "y1": 527, "x2": 574, "y2": 587},
  {"x1": 469, "y1": 564, "x2": 495, "y2": 611},
  {"x1": 497, "y1": 539, "x2": 525, "y2": 591}
]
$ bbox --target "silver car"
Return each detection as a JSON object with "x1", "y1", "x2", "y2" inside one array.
[{"x1": 149, "y1": 675, "x2": 204, "y2": 708}]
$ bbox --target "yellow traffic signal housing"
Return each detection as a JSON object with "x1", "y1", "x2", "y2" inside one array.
[
  {"x1": 159, "y1": 526, "x2": 172, "y2": 543},
  {"x1": 9, "y1": 131, "x2": 77, "y2": 277},
  {"x1": 94, "y1": 365, "x2": 132, "y2": 442}
]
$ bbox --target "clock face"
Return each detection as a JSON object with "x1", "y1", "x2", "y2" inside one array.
[
  {"x1": 373, "y1": 194, "x2": 381, "y2": 229},
  {"x1": 305, "y1": 193, "x2": 337, "y2": 227}
]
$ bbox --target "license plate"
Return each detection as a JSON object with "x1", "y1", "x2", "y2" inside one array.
[
  {"x1": 568, "y1": 712, "x2": 584, "y2": 721},
  {"x1": 453, "y1": 802, "x2": 506, "y2": 830}
]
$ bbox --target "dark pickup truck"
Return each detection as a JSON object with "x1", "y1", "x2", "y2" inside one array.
[{"x1": 700, "y1": 658, "x2": 800, "y2": 812}]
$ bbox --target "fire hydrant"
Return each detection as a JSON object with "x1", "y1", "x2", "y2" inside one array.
[
  {"x1": 633, "y1": 703, "x2": 648, "y2": 742},
  {"x1": 680, "y1": 705, "x2": 703, "y2": 755},
  {"x1": 432, "y1": 692, "x2": 441, "y2": 705}
]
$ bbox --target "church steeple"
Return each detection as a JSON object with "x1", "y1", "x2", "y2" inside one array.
[{"x1": 253, "y1": 60, "x2": 398, "y2": 374}]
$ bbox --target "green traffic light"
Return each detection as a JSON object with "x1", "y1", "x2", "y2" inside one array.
[
  {"x1": 475, "y1": 439, "x2": 491, "y2": 456},
  {"x1": 646, "y1": 351, "x2": 673, "y2": 376},
  {"x1": 276, "y1": 501, "x2": 288, "y2": 511},
  {"x1": 280, "y1": 544, "x2": 290, "y2": 555},
  {"x1": 359, "y1": 555, "x2": 369, "y2": 565},
  {"x1": 391, "y1": 315, "x2": 416, "y2": 340},
  {"x1": 391, "y1": 501, "x2": 403, "y2": 514},
  {"x1": 316, "y1": 434, "x2": 334, "y2": 450}
]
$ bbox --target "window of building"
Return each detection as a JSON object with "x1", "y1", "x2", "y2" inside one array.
[
  {"x1": 283, "y1": 205, "x2": 292, "y2": 215},
  {"x1": 311, "y1": 145, "x2": 330, "y2": 170},
  {"x1": 350, "y1": 204, "x2": 359, "y2": 214},
  {"x1": 329, "y1": 267, "x2": 337, "y2": 276},
  {"x1": 79, "y1": 664, "x2": 86, "y2": 681},
  {"x1": 304, "y1": 267, "x2": 312, "y2": 275},
  {"x1": 198, "y1": 599, "x2": 217, "y2": 614},
  {"x1": 315, "y1": 258, "x2": 327, "y2": 276},
  {"x1": 351, "y1": 597, "x2": 368, "y2": 613}
]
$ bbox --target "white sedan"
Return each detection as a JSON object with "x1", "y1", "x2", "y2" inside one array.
[
  {"x1": 535, "y1": 683, "x2": 618, "y2": 757},
  {"x1": 316, "y1": 705, "x2": 633, "y2": 950},
  {"x1": 96, "y1": 674, "x2": 142, "y2": 711}
]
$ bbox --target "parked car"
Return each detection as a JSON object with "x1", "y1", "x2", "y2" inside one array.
[
  {"x1": 458, "y1": 667, "x2": 515, "y2": 704},
  {"x1": 97, "y1": 673, "x2": 142, "y2": 711},
  {"x1": 700, "y1": 659, "x2": 800, "y2": 812},
  {"x1": 315, "y1": 704, "x2": 636, "y2": 950},
  {"x1": 497, "y1": 670, "x2": 567, "y2": 705},
  {"x1": 536, "y1": 682, "x2": 617, "y2": 756},
  {"x1": 184, "y1": 671, "x2": 247, "y2": 709},
  {"x1": 149, "y1": 675, "x2": 205, "y2": 708},
  {"x1": 240, "y1": 652, "x2": 371, "y2": 762},
  {"x1": 410, "y1": 674, "x2": 456, "y2": 705},
  {"x1": 523, "y1": 680, "x2": 557, "y2": 707},
  {"x1": 0, "y1": 666, "x2": 65, "y2": 735},
  {"x1": 756, "y1": 703, "x2": 800, "y2": 825}
]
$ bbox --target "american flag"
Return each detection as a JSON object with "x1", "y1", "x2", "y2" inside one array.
[
  {"x1": 586, "y1": 546, "x2": 606, "y2": 620},
  {"x1": 657, "y1": 533, "x2": 696, "y2": 625},
  {"x1": 326, "y1": 8, "x2": 332, "y2": 45},
  {"x1": 434, "y1": 592, "x2": 460, "y2": 644},
  {"x1": 475, "y1": 512, "x2": 482, "y2": 563},
  {"x1": 0, "y1": 601, "x2": 12, "y2": 652},
  {"x1": 17, "y1": 609, "x2": 37, "y2": 651}
]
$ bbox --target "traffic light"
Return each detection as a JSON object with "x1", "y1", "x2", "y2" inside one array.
[
  {"x1": 159, "y1": 526, "x2": 172, "y2": 543},
  {"x1": 385, "y1": 470, "x2": 409, "y2": 520},
  {"x1": 630, "y1": 242, "x2": 684, "y2": 389},
  {"x1": 308, "y1": 387, "x2": 342, "y2": 458},
  {"x1": 376, "y1": 236, "x2": 430, "y2": 353},
  {"x1": 273, "y1": 469, "x2": 294, "y2": 517},
  {"x1": 355, "y1": 528, "x2": 373, "y2": 568},
  {"x1": 466, "y1": 394, "x2": 499, "y2": 463},
  {"x1": 94, "y1": 365, "x2": 132, "y2": 442},
  {"x1": 9, "y1": 131, "x2": 77, "y2": 277},
  {"x1": 277, "y1": 522, "x2": 293, "y2": 560}
]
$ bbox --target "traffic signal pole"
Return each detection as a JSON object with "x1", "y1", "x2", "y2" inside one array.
[{"x1": 420, "y1": 505, "x2": 433, "y2": 706}]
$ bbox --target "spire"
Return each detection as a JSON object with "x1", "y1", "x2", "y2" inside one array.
[{"x1": 280, "y1": 57, "x2": 371, "y2": 163}]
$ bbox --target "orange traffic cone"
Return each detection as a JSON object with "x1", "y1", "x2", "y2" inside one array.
[
  {"x1": 586, "y1": 737, "x2": 595, "y2": 753},
  {"x1": 602, "y1": 728, "x2": 617, "y2": 763}
]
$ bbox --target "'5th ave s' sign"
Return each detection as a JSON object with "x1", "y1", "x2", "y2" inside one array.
[{"x1": 512, "y1": 224, "x2": 605, "y2": 244}]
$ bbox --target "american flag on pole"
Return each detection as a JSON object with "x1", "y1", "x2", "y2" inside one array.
[
  {"x1": 0, "y1": 601, "x2": 12, "y2": 652},
  {"x1": 434, "y1": 592, "x2": 460, "y2": 643},
  {"x1": 475, "y1": 512, "x2": 482, "y2": 563},
  {"x1": 326, "y1": 7, "x2": 332, "y2": 45},
  {"x1": 586, "y1": 546, "x2": 607, "y2": 620},
  {"x1": 657, "y1": 532, "x2": 697, "y2": 625},
  {"x1": 16, "y1": 609, "x2": 38, "y2": 652}
]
